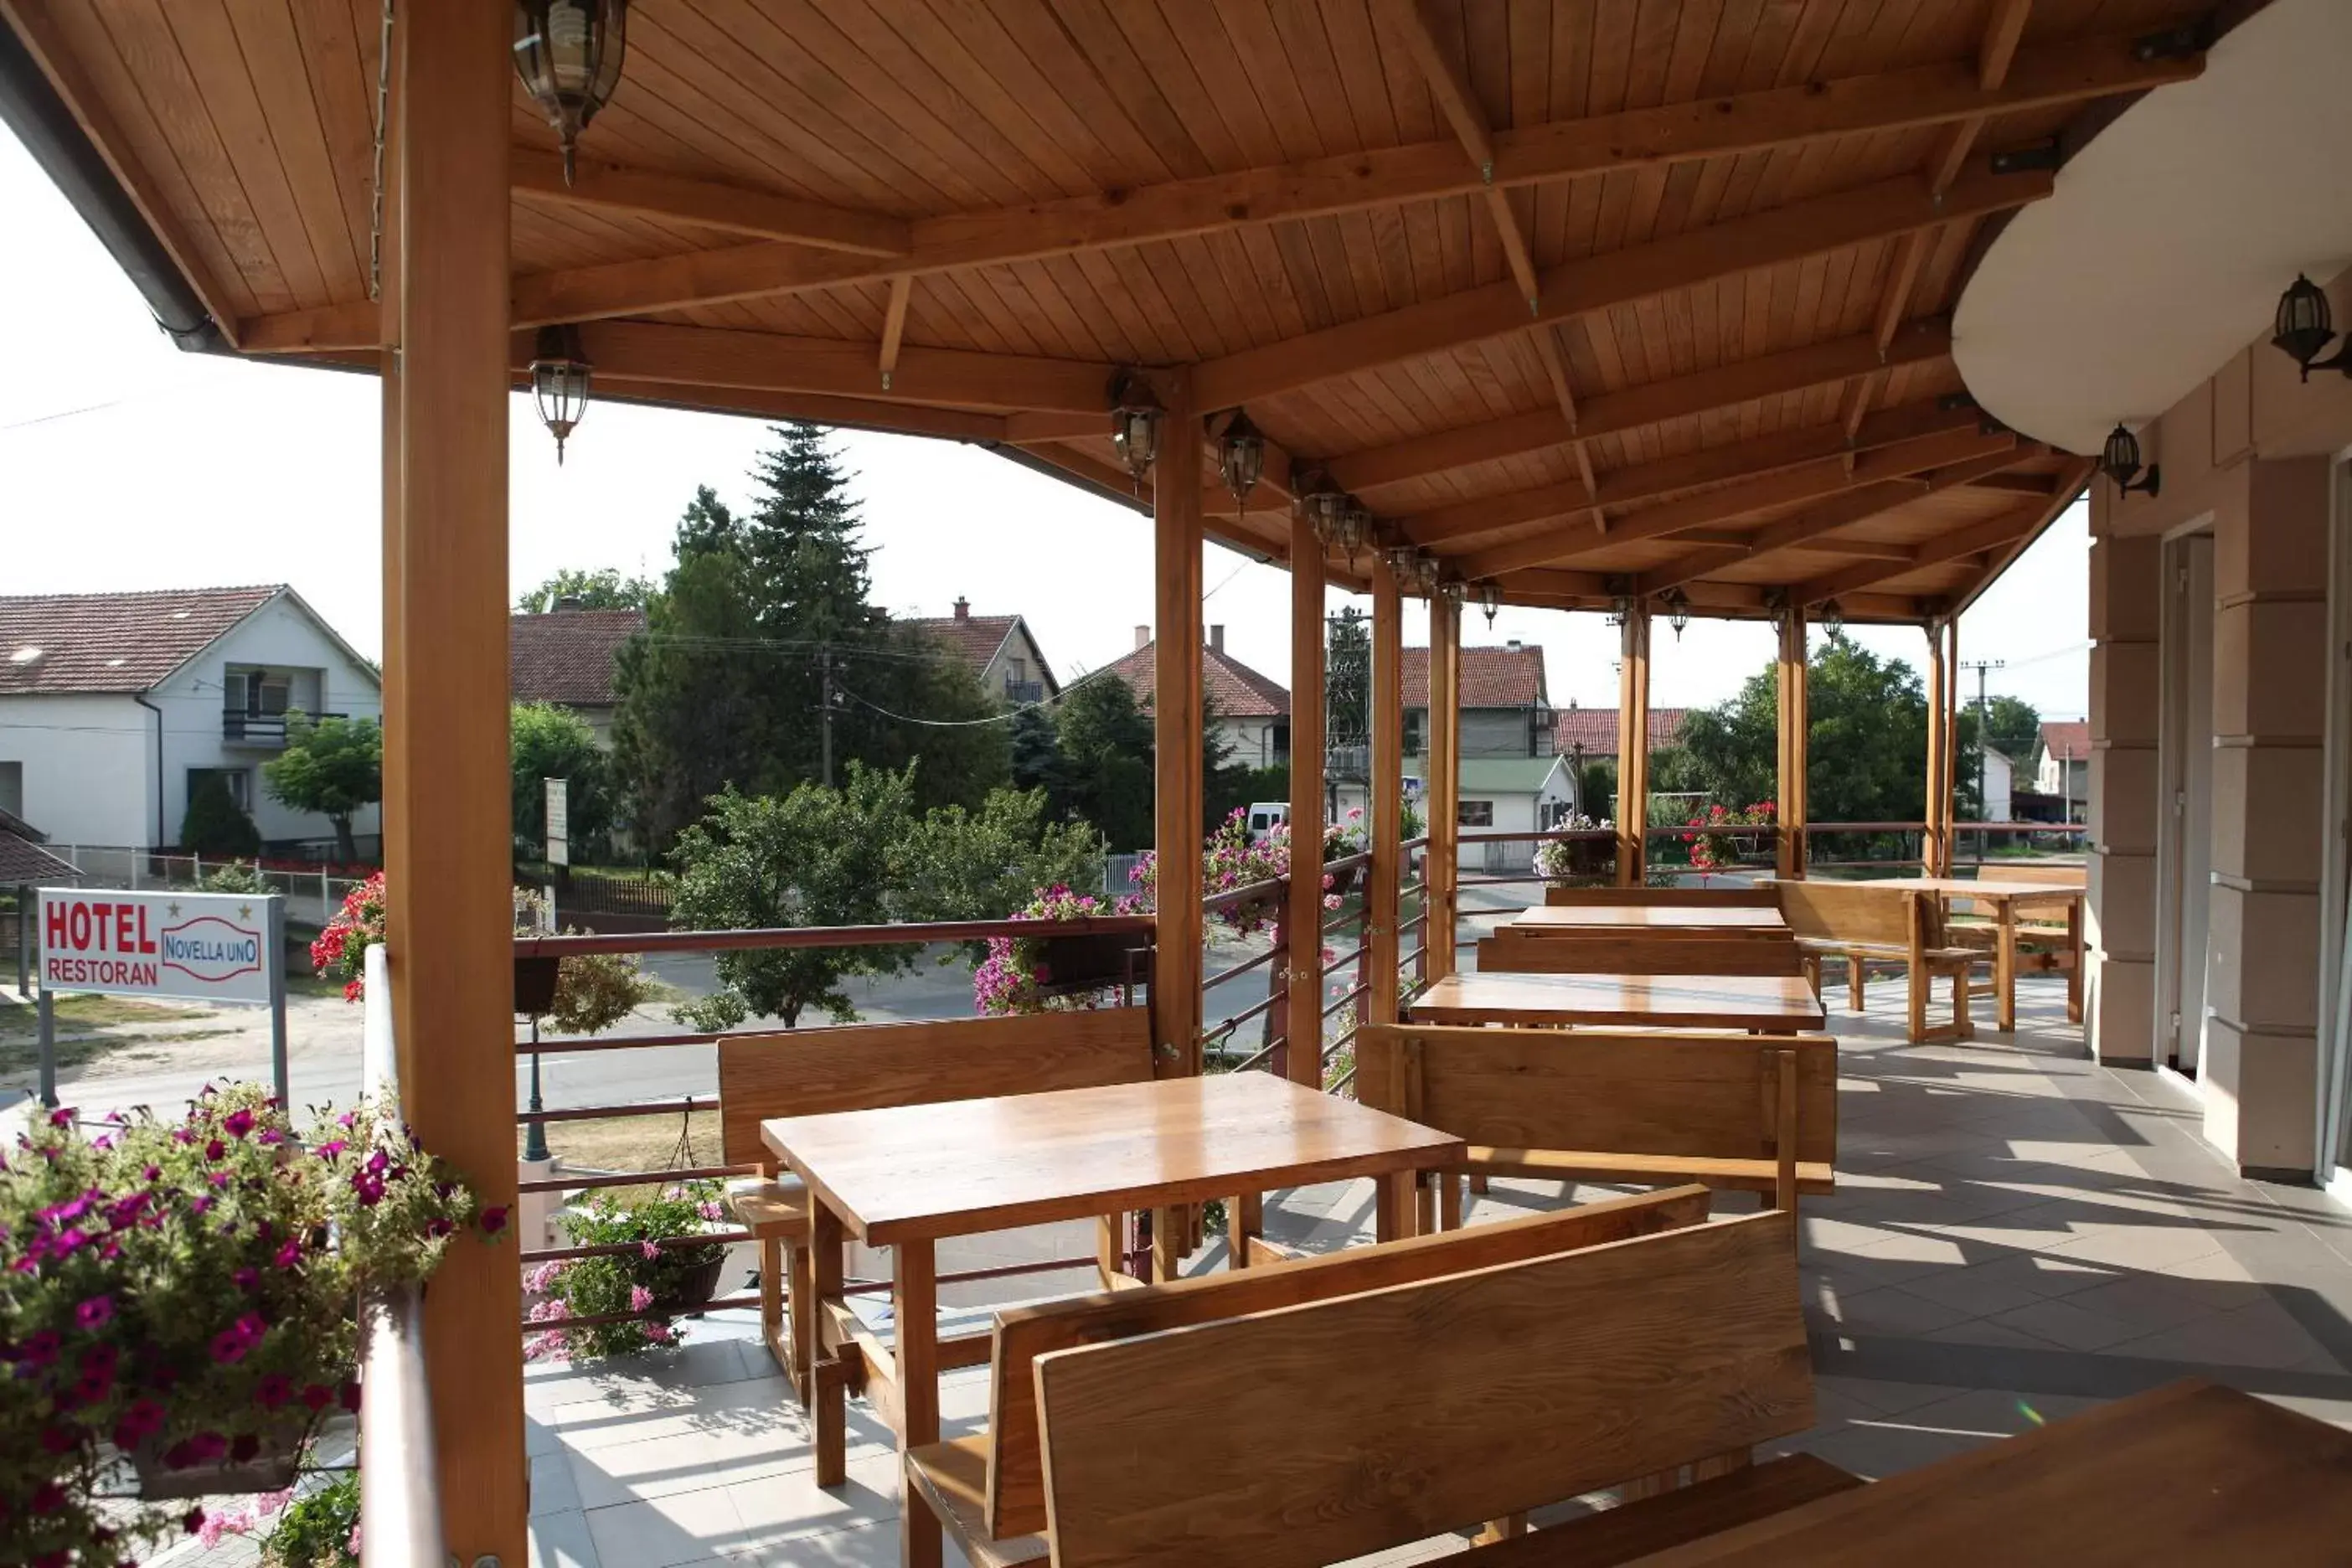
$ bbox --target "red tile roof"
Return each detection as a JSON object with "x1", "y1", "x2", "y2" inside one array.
[
  {"x1": 1552, "y1": 707, "x2": 1690, "y2": 756},
  {"x1": 509, "y1": 609, "x2": 645, "y2": 707},
  {"x1": 2039, "y1": 720, "x2": 2091, "y2": 761},
  {"x1": 0, "y1": 586, "x2": 281, "y2": 695},
  {"x1": 902, "y1": 608, "x2": 1059, "y2": 694},
  {"x1": 0, "y1": 807, "x2": 77, "y2": 883},
  {"x1": 1104, "y1": 640, "x2": 1289, "y2": 719},
  {"x1": 1401, "y1": 644, "x2": 1548, "y2": 709}
]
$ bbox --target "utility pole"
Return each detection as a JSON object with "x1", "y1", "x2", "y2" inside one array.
[
  {"x1": 818, "y1": 646, "x2": 834, "y2": 789},
  {"x1": 1961, "y1": 658, "x2": 2004, "y2": 864}
]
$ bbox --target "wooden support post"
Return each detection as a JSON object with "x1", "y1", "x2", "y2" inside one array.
[
  {"x1": 1367, "y1": 560, "x2": 1405, "y2": 1023},
  {"x1": 1617, "y1": 611, "x2": 1653, "y2": 885},
  {"x1": 1942, "y1": 617, "x2": 1963, "y2": 874},
  {"x1": 1427, "y1": 592, "x2": 1462, "y2": 981},
  {"x1": 896, "y1": 1240, "x2": 942, "y2": 1568},
  {"x1": 1288, "y1": 506, "x2": 1328, "y2": 1086},
  {"x1": 383, "y1": 3, "x2": 522, "y2": 1560},
  {"x1": 1923, "y1": 619, "x2": 1947, "y2": 874},
  {"x1": 1776, "y1": 609, "x2": 1808, "y2": 878},
  {"x1": 1153, "y1": 372, "x2": 1204, "y2": 1079}
]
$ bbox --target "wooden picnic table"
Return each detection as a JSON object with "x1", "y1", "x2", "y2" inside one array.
[
  {"x1": 1500, "y1": 905, "x2": 1791, "y2": 935},
  {"x1": 1836, "y1": 875, "x2": 2082, "y2": 1031},
  {"x1": 763, "y1": 1071, "x2": 1464, "y2": 1568},
  {"x1": 1409, "y1": 971, "x2": 1825, "y2": 1032},
  {"x1": 1575, "y1": 1380, "x2": 2352, "y2": 1565}
]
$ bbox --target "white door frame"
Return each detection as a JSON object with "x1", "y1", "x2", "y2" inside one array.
[
  {"x1": 2318, "y1": 451, "x2": 2352, "y2": 1196},
  {"x1": 2155, "y1": 528, "x2": 2215, "y2": 1081}
]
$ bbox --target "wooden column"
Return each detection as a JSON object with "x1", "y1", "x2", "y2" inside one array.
[
  {"x1": 1942, "y1": 617, "x2": 1963, "y2": 874},
  {"x1": 1776, "y1": 609, "x2": 1808, "y2": 878},
  {"x1": 1152, "y1": 372, "x2": 1204, "y2": 1079},
  {"x1": 1616, "y1": 611, "x2": 1653, "y2": 885},
  {"x1": 1426, "y1": 592, "x2": 1462, "y2": 982},
  {"x1": 1923, "y1": 619, "x2": 1947, "y2": 874},
  {"x1": 383, "y1": 3, "x2": 522, "y2": 1560},
  {"x1": 1286, "y1": 510, "x2": 1327, "y2": 1086},
  {"x1": 1366, "y1": 560, "x2": 1404, "y2": 1025}
]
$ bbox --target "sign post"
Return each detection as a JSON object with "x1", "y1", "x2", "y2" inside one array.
[
  {"x1": 37, "y1": 888, "x2": 288, "y2": 1104},
  {"x1": 544, "y1": 776, "x2": 570, "y2": 868}
]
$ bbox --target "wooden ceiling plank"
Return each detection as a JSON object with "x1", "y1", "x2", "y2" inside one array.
[
  {"x1": 1193, "y1": 161, "x2": 2050, "y2": 409},
  {"x1": 1328, "y1": 322, "x2": 1952, "y2": 493},
  {"x1": 484, "y1": 29, "x2": 2190, "y2": 326},
  {"x1": 1950, "y1": 457, "x2": 2096, "y2": 616},
  {"x1": 595, "y1": 377, "x2": 1008, "y2": 442},
  {"x1": 1792, "y1": 501, "x2": 2046, "y2": 605},
  {"x1": 510, "y1": 147, "x2": 912, "y2": 255}
]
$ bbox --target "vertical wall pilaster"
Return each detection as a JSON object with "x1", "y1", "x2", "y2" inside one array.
[
  {"x1": 2204, "y1": 458, "x2": 2329, "y2": 1175},
  {"x1": 2088, "y1": 518, "x2": 2162, "y2": 1068}
]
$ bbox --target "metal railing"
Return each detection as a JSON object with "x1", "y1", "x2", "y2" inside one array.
[
  {"x1": 223, "y1": 709, "x2": 345, "y2": 744},
  {"x1": 357, "y1": 942, "x2": 445, "y2": 1568}
]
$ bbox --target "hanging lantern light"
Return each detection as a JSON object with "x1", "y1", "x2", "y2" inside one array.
[
  {"x1": 1478, "y1": 581, "x2": 1502, "y2": 627},
  {"x1": 513, "y1": 1, "x2": 630, "y2": 188},
  {"x1": 1605, "y1": 594, "x2": 1631, "y2": 631},
  {"x1": 1663, "y1": 587, "x2": 1692, "y2": 641},
  {"x1": 529, "y1": 323, "x2": 592, "y2": 464},
  {"x1": 1334, "y1": 500, "x2": 1371, "y2": 568},
  {"x1": 2271, "y1": 274, "x2": 2351, "y2": 380},
  {"x1": 2100, "y1": 422, "x2": 2160, "y2": 500},
  {"x1": 1437, "y1": 575, "x2": 1466, "y2": 605},
  {"x1": 1820, "y1": 599, "x2": 1845, "y2": 640},
  {"x1": 1108, "y1": 372, "x2": 1163, "y2": 489},
  {"x1": 1416, "y1": 555, "x2": 1445, "y2": 597},
  {"x1": 1216, "y1": 410, "x2": 1266, "y2": 514}
]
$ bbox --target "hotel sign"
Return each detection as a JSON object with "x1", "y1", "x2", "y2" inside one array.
[{"x1": 39, "y1": 889, "x2": 281, "y2": 1006}]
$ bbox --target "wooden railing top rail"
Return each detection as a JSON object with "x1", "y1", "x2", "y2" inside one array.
[{"x1": 516, "y1": 912, "x2": 1155, "y2": 958}]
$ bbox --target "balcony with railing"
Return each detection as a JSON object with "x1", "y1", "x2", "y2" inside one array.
[{"x1": 220, "y1": 709, "x2": 344, "y2": 745}]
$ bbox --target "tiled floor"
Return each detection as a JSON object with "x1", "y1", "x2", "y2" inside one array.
[{"x1": 515, "y1": 974, "x2": 2352, "y2": 1568}]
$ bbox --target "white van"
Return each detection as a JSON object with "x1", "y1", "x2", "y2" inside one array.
[{"x1": 1246, "y1": 802, "x2": 1288, "y2": 842}]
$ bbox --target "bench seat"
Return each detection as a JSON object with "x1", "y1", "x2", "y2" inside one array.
[
  {"x1": 1463, "y1": 1146, "x2": 1835, "y2": 1197},
  {"x1": 905, "y1": 1437, "x2": 1050, "y2": 1567},
  {"x1": 1462, "y1": 1454, "x2": 1864, "y2": 1566},
  {"x1": 723, "y1": 1174, "x2": 808, "y2": 1240}
]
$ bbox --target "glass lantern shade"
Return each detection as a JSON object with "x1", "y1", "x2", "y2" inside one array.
[
  {"x1": 1216, "y1": 410, "x2": 1266, "y2": 507},
  {"x1": 1109, "y1": 374, "x2": 1163, "y2": 484},
  {"x1": 513, "y1": 1, "x2": 629, "y2": 185},
  {"x1": 529, "y1": 324, "x2": 591, "y2": 464},
  {"x1": 2100, "y1": 424, "x2": 2142, "y2": 486},
  {"x1": 2273, "y1": 275, "x2": 2336, "y2": 377},
  {"x1": 1663, "y1": 589, "x2": 1691, "y2": 639},
  {"x1": 1820, "y1": 599, "x2": 1845, "y2": 639},
  {"x1": 1478, "y1": 582, "x2": 1502, "y2": 626}
]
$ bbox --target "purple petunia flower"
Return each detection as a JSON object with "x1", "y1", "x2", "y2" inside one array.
[
  {"x1": 49, "y1": 1106, "x2": 74, "y2": 1127},
  {"x1": 254, "y1": 1372, "x2": 294, "y2": 1409},
  {"x1": 75, "y1": 1295, "x2": 113, "y2": 1329},
  {"x1": 480, "y1": 1206, "x2": 509, "y2": 1235},
  {"x1": 222, "y1": 1109, "x2": 255, "y2": 1139},
  {"x1": 204, "y1": 1139, "x2": 225, "y2": 1163}
]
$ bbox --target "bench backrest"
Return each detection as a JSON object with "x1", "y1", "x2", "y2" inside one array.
[
  {"x1": 1476, "y1": 932, "x2": 1803, "y2": 977},
  {"x1": 1544, "y1": 884, "x2": 1779, "y2": 908},
  {"x1": 1986, "y1": 862, "x2": 2086, "y2": 888},
  {"x1": 1777, "y1": 879, "x2": 1942, "y2": 948},
  {"x1": 1033, "y1": 1210, "x2": 1810, "y2": 1568},
  {"x1": 1357, "y1": 1023, "x2": 1837, "y2": 1169},
  {"x1": 716, "y1": 1008, "x2": 1154, "y2": 1168},
  {"x1": 983, "y1": 1184, "x2": 1710, "y2": 1539}
]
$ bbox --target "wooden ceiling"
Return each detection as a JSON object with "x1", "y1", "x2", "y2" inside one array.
[{"x1": 4, "y1": 0, "x2": 2215, "y2": 622}]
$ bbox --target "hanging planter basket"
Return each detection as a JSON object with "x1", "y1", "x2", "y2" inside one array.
[
  {"x1": 652, "y1": 1246, "x2": 727, "y2": 1312},
  {"x1": 1323, "y1": 864, "x2": 1361, "y2": 898},
  {"x1": 514, "y1": 954, "x2": 561, "y2": 1016},
  {"x1": 129, "y1": 1422, "x2": 309, "y2": 1500}
]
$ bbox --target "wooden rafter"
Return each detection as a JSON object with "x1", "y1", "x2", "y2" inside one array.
[
  {"x1": 1950, "y1": 458, "x2": 2098, "y2": 615},
  {"x1": 1841, "y1": 0, "x2": 2036, "y2": 440},
  {"x1": 876, "y1": 276, "x2": 911, "y2": 393},
  {"x1": 1792, "y1": 503, "x2": 2047, "y2": 605},
  {"x1": 560, "y1": 322, "x2": 1111, "y2": 413},
  {"x1": 229, "y1": 30, "x2": 2195, "y2": 346},
  {"x1": 1327, "y1": 324, "x2": 1952, "y2": 494},
  {"x1": 511, "y1": 149, "x2": 911, "y2": 255},
  {"x1": 1192, "y1": 163, "x2": 2050, "y2": 410}
]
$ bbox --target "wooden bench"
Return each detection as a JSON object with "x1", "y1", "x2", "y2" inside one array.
[
  {"x1": 1544, "y1": 884, "x2": 1780, "y2": 908},
  {"x1": 1777, "y1": 879, "x2": 1977, "y2": 1043},
  {"x1": 903, "y1": 1186, "x2": 1720, "y2": 1565},
  {"x1": 1476, "y1": 931, "x2": 1803, "y2": 977},
  {"x1": 1947, "y1": 863, "x2": 2086, "y2": 1020},
  {"x1": 1029, "y1": 1209, "x2": 1854, "y2": 1568},
  {"x1": 714, "y1": 1008, "x2": 1154, "y2": 1402},
  {"x1": 1358, "y1": 1024, "x2": 1835, "y2": 1226}
]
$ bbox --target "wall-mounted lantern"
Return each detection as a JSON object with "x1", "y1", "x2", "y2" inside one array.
[
  {"x1": 2271, "y1": 274, "x2": 2352, "y2": 380},
  {"x1": 2100, "y1": 422, "x2": 2160, "y2": 500}
]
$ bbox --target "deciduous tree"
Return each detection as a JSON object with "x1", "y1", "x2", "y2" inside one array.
[
  {"x1": 516, "y1": 567, "x2": 655, "y2": 613},
  {"x1": 512, "y1": 701, "x2": 613, "y2": 864},
  {"x1": 261, "y1": 712, "x2": 382, "y2": 863}
]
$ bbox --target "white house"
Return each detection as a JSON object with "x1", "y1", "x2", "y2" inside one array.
[
  {"x1": 1403, "y1": 755, "x2": 1579, "y2": 874},
  {"x1": 1106, "y1": 626, "x2": 1290, "y2": 770},
  {"x1": 2035, "y1": 720, "x2": 2092, "y2": 822},
  {"x1": 1981, "y1": 745, "x2": 2016, "y2": 825},
  {"x1": 904, "y1": 597, "x2": 1061, "y2": 707},
  {"x1": 0, "y1": 585, "x2": 383, "y2": 854}
]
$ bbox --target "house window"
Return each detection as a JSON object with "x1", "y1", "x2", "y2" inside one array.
[
  {"x1": 1008, "y1": 658, "x2": 1026, "y2": 683},
  {"x1": 1405, "y1": 710, "x2": 1426, "y2": 755},
  {"x1": 224, "y1": 668, "x2": 291, "y2": 717},
  {"x1": 188, "y1": 767, "x2": 252, "y2": 813},
  {"x1": 0, "y1": 761, "x2": 21, "y2": 818},
  {"x1": 1458, "y1": 800, "x2": 1494, "y2": 828}
]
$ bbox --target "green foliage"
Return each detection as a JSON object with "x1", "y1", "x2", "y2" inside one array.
[
  {"x1": 895, "y1": 787, "x2": 1106, "y2": 926},
  {"x1": 515, "y1": 566, "x2": 656, "y2": 614},
  {"x1": 612, "y1": 428, "x2": 1008, "y2": 849},
  {"x1": 260, "y1": 712, "x2": 382, "y2": 863},
  {"x1": 199, "y1": 859, "x2": 273, "y2": 896},
  {"x1": 512, "y1": 701, "x2": 614, "y2": 863},
  {"x1": 1983, "y1": 693, "x2": 2041, "y2": 762},
  {"x1": 261, "y1": 1470, "x2": 359, "y2": 1567},
  {"x1": 1200, "y1": 694, "x2": 1253, "y2": 833},
  {"x1": 1008, "y1": 704, "x2": 1066, "y2": 802},
  {"x1": 181, "y1": 772, "x2": 261, "y2": 859},
  {"x1": 1053, "y1": 676, "x2": 1157, "y2": 851},
  {"x1": 1325, "y1": 607, "x2": 1370, "y2": 751},
  {"x1": 1238, "y1": 764, "x2": 1288, "y2": 808},
  {"x1": 667, "y1": 766, "x2": 921, "y2": 1029},
  {"x1": 527, "y1": 1181, "x2": 726, "y2": 1362},
  {"x1": 1576, "y1": 758, "x2": 1615, "y2": 822}
]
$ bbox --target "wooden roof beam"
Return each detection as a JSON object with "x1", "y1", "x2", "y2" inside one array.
[
  {"x1": 1451, "y1": 428, "x2": 2019, "y2": 579},
  {"x1": 511, "y1": 149, "x2": 910, "y2": 255},
  {"x1": 1193, "y1": 162, "x2": 2050, "y2": 410},
  {"x1": 1792, "y1": 503, "x2": 2047, "y2": 605},
  {"x1": 467, "y1": 29, "x2": 2193, "y2": 328},
  {"x1": 560, "y1": 322, "x2": 1112, "y2": 414},
  {"x1": 1400, "y1": 399, "x2": 1990, "y2": 547},
  {"x1": 1327, "y1": 324, "x2": 1951, "y2": 494},
  {"x1": 1950, "y1": 457, "x2": 2097, "y2": 616}
]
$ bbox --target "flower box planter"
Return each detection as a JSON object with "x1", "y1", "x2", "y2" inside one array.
[
  {"x1": 130, "y1": 1428, "x2": 307, "y2": 1500},
  {"x1": 1323, "y1": 864, "x2": 1361, "y2": 898},
  {"x1": 1030, "y1": 932, "x2": 1150, "y2": 998},
  {"x1": 513, "y1": 953, "x2": 560, "y2": 1016}
]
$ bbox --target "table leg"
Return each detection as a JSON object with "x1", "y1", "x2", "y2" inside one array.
[
  {"x1": 895, "y1": 1239, "x2": 941, "y2": 1568},
  {"x1": 2066, "y1": 896, "x2": 2085, "y2": 1024},
  {"x1": 808, "y1": 1202, "x2": 846, "y2": 1488},
  {"x1": 1996, "y1": 900, "x2": 2018, "y2": 1034},
  {"x1": 1095, "y1": 1212, "x2": 1122, "y2": 1289},
  {"x1": 1375, "y1": 1171, "x2": 1416, "y2": 1242},
  {"x1": 1232, "y1": 1192, "x2": 1263, "y2": 1270},
  {"x1": 1152, "y1": 1206, "x2": 1184, "y2": 1281}
]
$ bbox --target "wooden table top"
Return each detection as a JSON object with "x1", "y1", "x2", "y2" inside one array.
[
  {"x1": 1839, "y1": 875, "x2": 2082, "y2": 905},
  {"x1": 1500, "y1": 905, "x2": 1791, "y2": 933},
  {"x1": 1409, "y1": 971, "x2": 1825, "y2": 1030},
  {"x1": 762, "y1": 1072, "x2": 1465, "y2": 1246},
  {"x1": 1618, "y1": 1381, "x2": 2352, "y2": 1565}
]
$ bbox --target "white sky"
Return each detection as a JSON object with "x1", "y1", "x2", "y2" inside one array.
[{"x1": 0, "y1": 123, "x2": 2087, "y2": 722}]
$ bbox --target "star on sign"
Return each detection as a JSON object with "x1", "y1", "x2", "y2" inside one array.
[
  {"x1": 167, "y1": 902, "x2": 182, "y2": 919},
  {"x1": 239, "y1": 905, "x2": 255, "y2": 921}
]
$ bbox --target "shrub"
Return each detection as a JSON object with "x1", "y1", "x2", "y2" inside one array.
[{"x1": 183, "y1": 774, "x2": 261, "y2": 859}]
